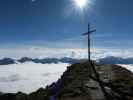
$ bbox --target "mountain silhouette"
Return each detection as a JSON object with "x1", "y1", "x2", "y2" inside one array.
[
  {"x1": 98, "y1": 56, "x2": 133, "y2": 64},
  {"x1": 1, "y1": 56, "x2": 133, "y2": 65},
  {"x1": 0, "y1": 58, "x2": 16, "y2": 65},
  {"x1": 0, "y1": 57, "x2": 82, "y2": 65}
]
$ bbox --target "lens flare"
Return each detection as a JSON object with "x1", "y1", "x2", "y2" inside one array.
[
  {"x1": 73, "y1": 0, "x2": 88, "y2": 9},
  {"x1": 70, "y1": 0, "x2": 93, "y2": 13},
  {"x1": 65, "y1": 0, "x2": 94, "y2": 17}
]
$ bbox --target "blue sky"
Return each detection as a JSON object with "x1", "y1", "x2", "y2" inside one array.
[{"x1": 1, "y1": 0, "x2": 133, "y2": 49}]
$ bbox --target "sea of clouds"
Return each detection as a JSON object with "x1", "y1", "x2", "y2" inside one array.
[{"x1": 0, "y1": 62, "x2": 69, "y2": 94}]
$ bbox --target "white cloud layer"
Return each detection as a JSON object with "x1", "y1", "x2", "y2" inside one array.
[
  {"x1": 0, "y1": 62, "x2": 68, "y2": 93},
  {"x1": 0, "y1": 47, "x2": 133, "y2": 60}
]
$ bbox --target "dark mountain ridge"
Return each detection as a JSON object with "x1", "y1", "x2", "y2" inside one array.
[
  {"x1": 1, "y1": 56, "x2": 133, "y2": 65},
  {"x1": 98, "y1": 56, "x2": 133, "y2": 64},
  {"x1": 0, "y1": 57, "x2": 83, "y2": 65},
  {"x1": 0, "y1": 58, "x2": 16, "y2": 65}
]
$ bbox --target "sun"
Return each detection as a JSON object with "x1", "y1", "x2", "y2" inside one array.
[
  {"x1": 66, "y1": 0, "x2": 93, "y2": 16},
  {"x1": 73, "y1": 0, "x2": 88, "y2": 9},
  {"x1": 74, "y1": 0, "x2": 87, "y2": 8}
]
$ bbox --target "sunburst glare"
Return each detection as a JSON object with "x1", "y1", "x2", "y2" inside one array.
[{"x1": 72, "y1": 0, "x2": 92, "y2": 11}]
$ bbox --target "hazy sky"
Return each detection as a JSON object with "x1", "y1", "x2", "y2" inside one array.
[{"x1": 1, "y1": 0, "x2": 133, "y2": 49}]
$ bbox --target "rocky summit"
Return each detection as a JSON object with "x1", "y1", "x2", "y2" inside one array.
[{"x1": 0, "y1": 61, "x2": 133, "y2": 100}]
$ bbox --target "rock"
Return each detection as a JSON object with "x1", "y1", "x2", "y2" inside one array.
[
  {"x1": 15, "y1": 92, "x2": 28, "y2": 100},
  {"x1": 54, "y1": 62, "x2": 133, "y2": 100}
]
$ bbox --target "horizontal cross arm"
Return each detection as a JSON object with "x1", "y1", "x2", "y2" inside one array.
[
  {"x1": 82, "y1": 29, "x2": 96, "y2": 36},
  {"x1": 82, "y1": 32, "x2": 88, "y2": 36}
]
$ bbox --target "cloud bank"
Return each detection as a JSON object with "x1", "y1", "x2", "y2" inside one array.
[
  {"x1": 0, "y1": 62, "x2": 68, "y2": 93},
  {"x1": 0, "y1": 47, "x2": 133, "y2": 60}
]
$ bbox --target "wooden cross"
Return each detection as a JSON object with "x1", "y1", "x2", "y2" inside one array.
[{"x1": 82, "y1": 23, "x2": 96, "y2": 61}]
